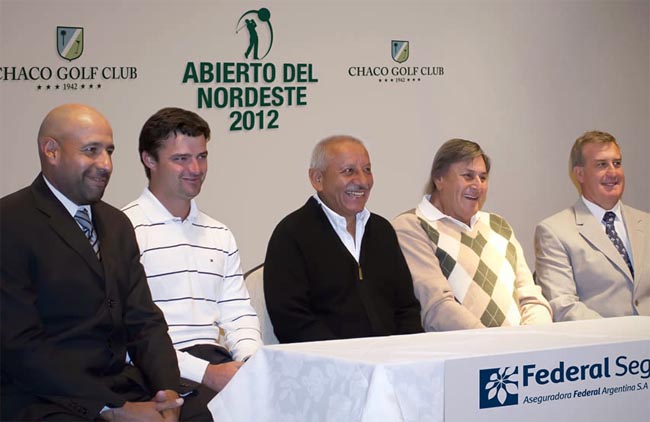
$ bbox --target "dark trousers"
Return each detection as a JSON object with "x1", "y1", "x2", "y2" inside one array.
[
  {"x1": 1, "y1": 346, "x2": 231, "y2": 421},
  {"x1": 179, "y1": 344, "x2": 234, "y2": 421}
]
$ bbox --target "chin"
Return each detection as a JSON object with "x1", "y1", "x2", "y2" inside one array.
[
  {"x1": 84, "y1": 190, "x2": 105, "y2": 203},
  {"x1": 465, "y1": 206, "x2": 479, "y2": 216}
]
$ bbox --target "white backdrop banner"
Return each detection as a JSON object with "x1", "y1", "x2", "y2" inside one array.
[{"x1": 1, "y1": 0, "x2": 648, "y2": 270}]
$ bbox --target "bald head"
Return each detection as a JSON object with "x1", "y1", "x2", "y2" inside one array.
[
  {"x1": 38, "y1": 104, "x2": 115, "y2": 205},
  {"x1": 38, "y1": 104, "x2": 110, "y2": 153}
]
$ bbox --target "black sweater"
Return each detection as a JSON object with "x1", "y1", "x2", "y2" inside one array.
[{"x1": 264, "y1": 197, "x2": 423, "y2": 343}]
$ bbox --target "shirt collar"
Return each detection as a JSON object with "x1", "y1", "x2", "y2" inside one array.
[
  {"x1": 312, "y1": 193, "x2": 370, "y2": 230},
  {"x1": 581, "y1": 196, "x2": 623, "y2": 223},
  {"x1": 139, "y1": 187, "x2": 199, "y2": 224},
  {"x1": 43, "y1": 175, "x2": 92, "y2": 219},
  {"x1": 415, "y1": 194, "x2": 480, "y2": 231}
]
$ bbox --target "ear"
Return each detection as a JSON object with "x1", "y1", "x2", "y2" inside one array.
[
  {"x1": 309, "y1": 168, "x2": 323, "y2": 192},
  {"x1": 39, "y1": 137, "x2": 60, "y2": 164},
  {"x1": 433, "y1": 175, "x2": 444, "y2": 192},
  {"x1": 573, "y1": 165, "x2": 584, "y2": 184},
  {"x1": 141, "y1": 151, "x2": 157, "y2": 172}
]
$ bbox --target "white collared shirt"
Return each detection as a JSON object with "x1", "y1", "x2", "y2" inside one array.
[
  {"x1": 415, "y1": 194, "x2": 479, "y2": 231},
  {"x1": 312, "y1": 193, "x2": 370, "y2": 263},
  {"x1": 43, "y1": 175, "x2": 93, "y2": 223},
  {"x1": 581, "y1": 196, "x2": 633, "y2": 265}
]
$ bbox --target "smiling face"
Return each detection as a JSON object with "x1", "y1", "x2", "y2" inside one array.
[
  {"x1": 40, "y1": 105, "x2": 114, "y2": 205},
  {"x1": 144, "y1": 132, "x2": 208, "y2": 218},
  {"x1": 574, "y1": 142, "x2": 624, "y2": 210},
  {"x1": 431, "y1": 155, "x2": 488, "y2": 225},
  {"x1": 309, "y1": 139, "x2": 373, "y2": 225}
]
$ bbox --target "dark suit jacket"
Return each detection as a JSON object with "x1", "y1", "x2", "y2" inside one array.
[
  {"x1": 264, "y1": 197, "x2": 423, "y2": 343},
  {"x1": 1, "y1": 175, "x2": 180, "y2": 420}
]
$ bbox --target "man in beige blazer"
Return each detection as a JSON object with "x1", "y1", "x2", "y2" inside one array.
[{"x1": 534, "y1": 130, "x2": 649, "y2": 321}]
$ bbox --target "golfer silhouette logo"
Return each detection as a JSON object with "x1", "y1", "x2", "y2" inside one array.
[
  {"x1": 236, "y1": 8, "x2": 273, "y2": 60},
  {"x1": 57, "y1": 26, "x2": 84, "y2": 61}
]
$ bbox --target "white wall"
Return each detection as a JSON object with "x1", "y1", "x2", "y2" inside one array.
[{"x1": 1, "y1": 0, "x2": 648, "y2": 271}]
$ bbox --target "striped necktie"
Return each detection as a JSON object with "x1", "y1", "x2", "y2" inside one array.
[
  {"x1": 75, "y1": 207, "x2": 100, "y2": 259},
  {"x1": 603, "y1": 211, "x2": 633, "y2": 277}
]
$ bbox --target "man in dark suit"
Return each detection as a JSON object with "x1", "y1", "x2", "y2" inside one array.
[{"x1": 0, "y1": 104, "x2": 201, "y2": 420}]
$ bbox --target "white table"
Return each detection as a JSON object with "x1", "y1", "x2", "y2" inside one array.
[{"x1": 208, "y1": 316, "x2": 650, "y2": 422}]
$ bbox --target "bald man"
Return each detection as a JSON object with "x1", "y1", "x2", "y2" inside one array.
[
  {"x1": 264, "y1": 135, "x2": 423, "y2": 343},
  {"x1": 0, "y1": 104, "x2": 207, "y2": 421}
]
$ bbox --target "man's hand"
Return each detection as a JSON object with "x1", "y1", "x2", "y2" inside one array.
[
  {"x1": 100, "y1": 390, "x2": 183, "y2": 422},
  {"x1": 201, "y1": 361, "x2": 243, "y2": 392},
  {"x1": 154, "y1": 390, "x2": 183, "y2": 422}
]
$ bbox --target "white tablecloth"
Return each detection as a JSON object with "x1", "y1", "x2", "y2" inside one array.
[{"x1": 208, "y1": 316, "x2": 650, "y2": 422}]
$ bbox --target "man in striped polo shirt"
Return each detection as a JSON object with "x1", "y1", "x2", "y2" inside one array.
[{"x1": 123, "y1": 108, "x2": 262, "y2": 418}]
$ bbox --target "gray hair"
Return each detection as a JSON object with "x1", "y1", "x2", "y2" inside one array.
[
  {"x1": 310, "y1": 135, "x2": 366, "y2": 171},
  {"x1": 426, "y1": 138, "x2": 491, "y2": 194}
]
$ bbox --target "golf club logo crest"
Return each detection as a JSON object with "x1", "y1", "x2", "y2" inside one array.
[
  {"x1": 57, "y1": 26, "x2": 84, "y2": 61},
  {"x1": 479, "y1": 366, "x2": 519, "y2": 408},
  {"x1": 391, "y1": 40, "x2": 409, "y2": 63},
  {"x1": 236, "y1": 8, "x2": 273, "y2": 60}
]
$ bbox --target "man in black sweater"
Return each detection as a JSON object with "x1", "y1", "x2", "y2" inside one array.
[{"x1": 264, "y1": 135, "x2": 423, "y2": 343}]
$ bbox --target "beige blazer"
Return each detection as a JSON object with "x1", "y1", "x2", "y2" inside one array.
[{"x1": 534, "y1": 199, "x2": 649, "y2": 321}]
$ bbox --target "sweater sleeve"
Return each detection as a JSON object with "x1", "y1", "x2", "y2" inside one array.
[
  {"x1": 393, "y1": 213, "x2": 485, "y2": 331},
  {"x1": 381, "y1": 220, "x2": 424, "y2": 335},
  {"x1": 264, "y1": 220, "x2": 339, "y2": 343},
  {"x1": 509, "y1": 229, "x2": 553, "y2": 325}
]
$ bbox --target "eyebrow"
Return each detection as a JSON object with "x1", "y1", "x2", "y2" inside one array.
[
  {"x1": 81, "y1": 141, "x2": 114, "y2": 149},
  {"x1": 170, "y1": 151, "x2": 208, "y2": 158}
]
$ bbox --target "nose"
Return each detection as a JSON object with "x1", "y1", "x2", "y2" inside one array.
[
  {"x1": 469, "y1": 175, "x2": 482, "y2": 186},
  {"x1": 96, "y1": 149, "x2": 112, "y2": 173},
  {"x1": 357, "y1": 170, "x2": 373, "y2": 189},
  {"x1": 188, "y1": 158, "x2": 201, "y2": 174}
]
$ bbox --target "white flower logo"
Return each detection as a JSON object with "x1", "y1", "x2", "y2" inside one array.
[{"x1": 484, "y1": 367, "x2": 517, "y2": 404}]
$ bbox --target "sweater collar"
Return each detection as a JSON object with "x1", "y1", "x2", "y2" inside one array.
[{"x1": 416, "y1": 194, "x2": 480, "y2": 231}]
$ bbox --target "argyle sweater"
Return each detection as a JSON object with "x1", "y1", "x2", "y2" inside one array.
[
  {"x1": 393, "y1": 202, "x2": 551, "y2": 331},
  {"x1": 423, "y1": 212, "x2": 526, "y2": 326}
]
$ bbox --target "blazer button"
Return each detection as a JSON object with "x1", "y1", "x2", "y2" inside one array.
[{"x1": 635, "y1": 300, "x2": 639, "y2": 307}]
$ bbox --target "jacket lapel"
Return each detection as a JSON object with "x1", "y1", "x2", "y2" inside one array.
[
  {"x1": 92, "y1": 203, "x2": 116, "y2": 288},
  {"x1": 574, "y1": 199, "x2": 633, "y2": 283},
  {"x1": 623, "y1": 205, "x2": 647, "y2": 276},
  {"x1": 32, "y1": 175, "x2": 104, "y2": 278}
]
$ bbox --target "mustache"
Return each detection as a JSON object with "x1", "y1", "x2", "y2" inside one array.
[
  {"x1": 86, "y1": 168, "x2": 111, "y2": 180},
  {"x1": 347, "y1": 184, "x2": 371, "y2": 191}
]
